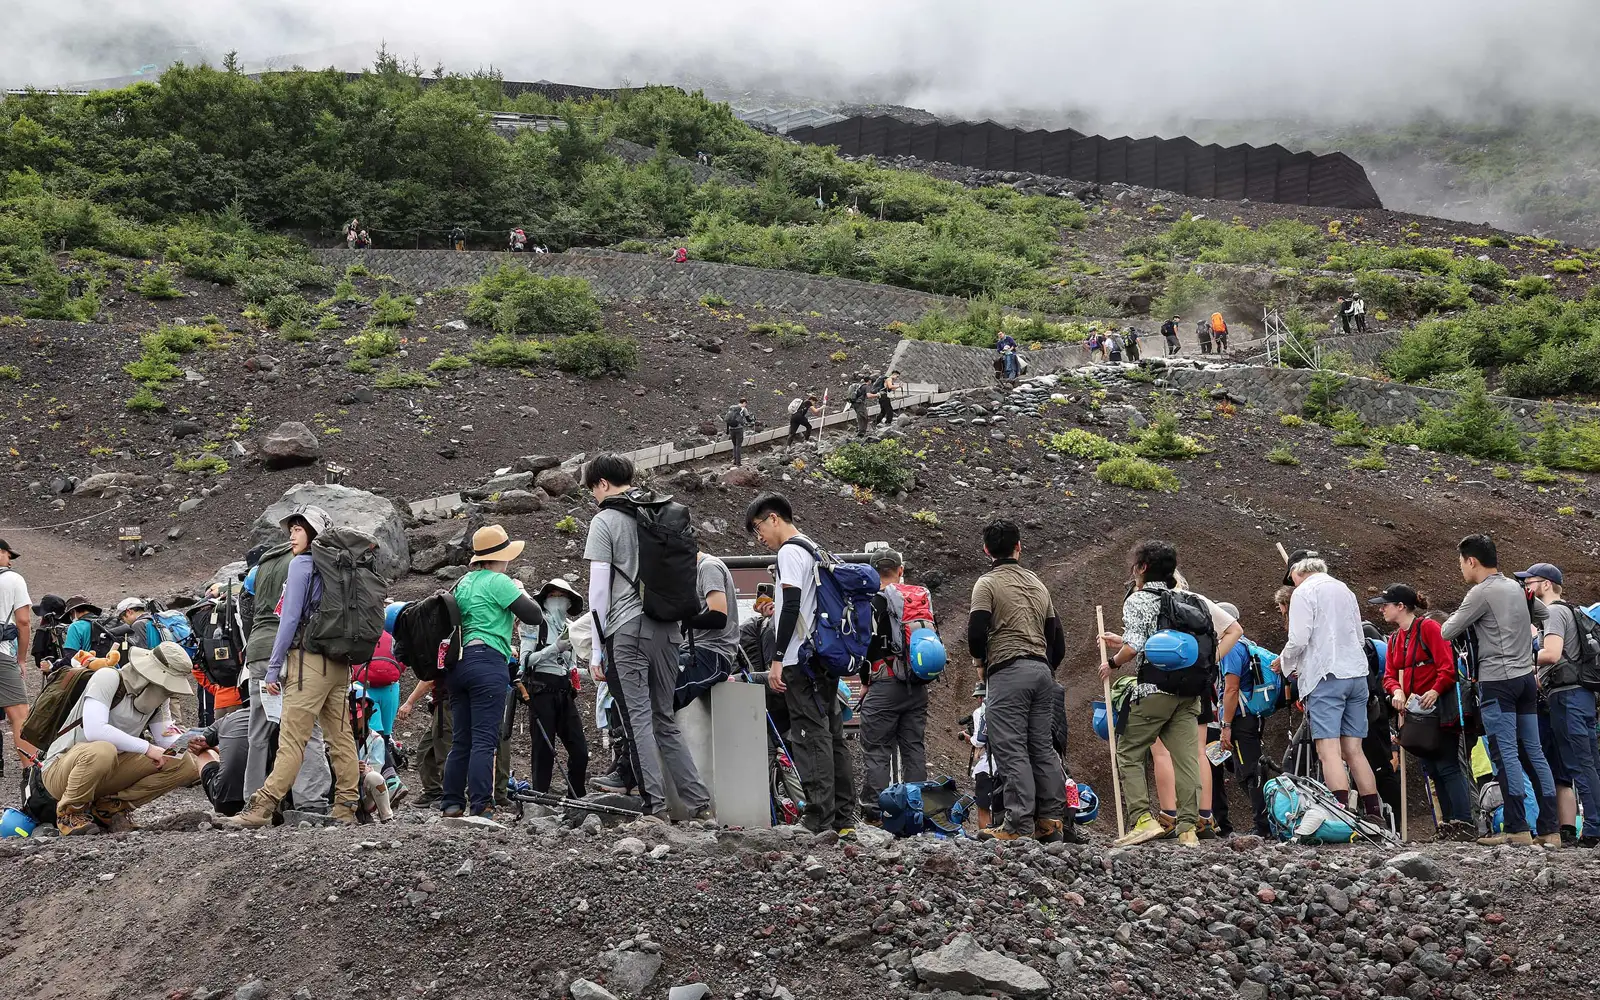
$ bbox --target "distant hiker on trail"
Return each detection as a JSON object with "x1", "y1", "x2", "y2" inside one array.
[
  {"x1": 1160, "y1": 317, "x2": 1181, "y2": 356},
  {"x1": 0, "y1": 539, "x2": 37, "y2": 761},
  {"x1": 41, "y1": 641, "x2": 205, "y2": 835},
  {"x1": 1124, "y1": 326, "x2": 1142, "y2": 362},
  {"x1": 508, "y1": 228, "x2": 527, "y2": 252},
  {"x1": 1196, "y1": 318, "x2": 1213, "y2": 355},
  {"x1": 1106, "y1": 330, "x2": 1125, "y2": 363},
  {"x1": 725, "y1": 398, "x2": 752, "y2": 467},
  {"x1": 585, "y1": 454, "x2": 714, "y2": 824},
  {"x1": 849, "y1": 376, "x2": 876, "y2": 437},
  {"x1": 996, "y1": 329, "x2": 1020, "y2": 379},
  {"x1": 1520, "y1": 562, "x2": 1600, "y2": 847},
  {"x1": 1085, "y1": 330, "x2": 1105, "y2": 362},
  {"x1": 673, "y1": 247, "x2": 689, "y2": 264},
  {"x1": 1336, "y1": 297, "x2": 1352, "y2": 335},
  {"x1": 1441, "y1": 534, "x2": 1558, "y2": 846},
  {"x1": 747, "y1": 490, "x2": 858, "y2": 834},
  {"x1": 874, "y1": 370, "x2": 899, "y2": 427},
  {"x1": 1351, "y1": 292, "x2": 1367, "y2": 333},
  {"x1": 344, "y1": 218, "x2": 360, "y2": 248},
  {"x1": 786, "y1": 395, "x2": 818, "y2": 447},
  {"x1": 450, "y1": 226, "x2": 467, "y2": 252},
  {"x1": 1211, "y1": 312, "x2": 1229, "y2": 352},
  {"x1": 858, "y1": 549, "x2": 932, "y2": 820},
  {"x1": 969, "y1": 518, "x2": 1068, "y2": 842}
]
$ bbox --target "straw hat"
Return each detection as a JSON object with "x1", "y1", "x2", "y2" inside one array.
[
  {"x1": 469, "y1": 524, "x2": 525, "y2": 564},
  {"x1": 125, "y1": 641, "x2": 196, "y2": 697}
]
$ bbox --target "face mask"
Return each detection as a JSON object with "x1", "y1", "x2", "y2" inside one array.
[{"x1": 545, "y1": 594, "x2": 571, "y2": 616}]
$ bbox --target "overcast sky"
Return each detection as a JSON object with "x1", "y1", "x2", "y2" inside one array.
[{"x1": 8, "y1": 0, "x2": 1598, "y2": 127}]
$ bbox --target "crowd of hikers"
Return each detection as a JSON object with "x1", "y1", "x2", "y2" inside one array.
[{"x1": 2, "y1": 482, "x2": 1596, "y2": 847}]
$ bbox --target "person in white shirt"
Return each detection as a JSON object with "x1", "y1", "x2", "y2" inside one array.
[
  {"x1": 0, "y1": 539, "x2": 37, "y2": 762},
  {"x1": 1276, "y1": 552, "x2": 1382, "y2": 819},
  {"x1": 42, "y1": 641, "x2": 204, "y2": 835}
]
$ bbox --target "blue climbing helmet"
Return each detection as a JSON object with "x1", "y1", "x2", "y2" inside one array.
[
  {"x1": 908, "y1": 627, "x2": 947, "y2": 680},
  {"x1": 1074, "y1": 783, "x2": 1099, "y2": 824},
  {"x1": 384, "y1": 601, "x2": 406, "y2": 634},
  {"x1": 1144, "y1": 629, "x2": 1199, "y2": 670},
  {"x1": 1092, "y1": 676, "x2": 1136, "y2": 740}
]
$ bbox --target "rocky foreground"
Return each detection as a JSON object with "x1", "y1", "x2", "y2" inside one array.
[{"x1": 0, "y1": 807, "x2": 1595, "y2": 1000}]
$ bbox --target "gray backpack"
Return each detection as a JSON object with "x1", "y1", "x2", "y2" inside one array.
[{"x1": 299, "y1": 527, "x2": 387, "y2": 664}]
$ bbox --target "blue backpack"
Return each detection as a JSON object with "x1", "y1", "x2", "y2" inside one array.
[
  {"x1": 1264, "y1": 774, "x2": 1361, "y2": 844},
  {"x1": 878, "y1": 777, "x2": 970, "y2": 838},
  {"x1": 782, "y1": 537, "x2": 880, "y2": 679},
  {"x1": 147, "y1": 609, "x2": 198, "y2": 656},
  {"x1": 1238, "y1": 641, "x2": 1284, "y2": 717}
]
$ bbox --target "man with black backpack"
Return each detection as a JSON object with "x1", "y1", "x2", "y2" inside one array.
[
  {"x1": 746, "y1": 490, "x2": 860, "y2": 835},
  {"x1": 583, "y1": 453, "x2": 712, "y2": 823},
  {"x1": 1520, "y1": 563, "x2": 1600, "y2": 846},
  {"x1": 969, "y1": 519, "x2": 1069, "y2": 842},
  {"x1": 1099, "y1": 540, "x2": 1241, "y2": 847},
  {"x1": 848, "y1": 377, "x2": 875, "y2": 437},
  {"x1": 858, "y1": 549, "x2": 930, "y2": 821},
  {"x1": 725, "y1": 398, "x2": 752, "y2": 468}
]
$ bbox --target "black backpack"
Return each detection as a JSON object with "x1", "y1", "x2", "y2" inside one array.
[
  {"x1": 1551, "y1": 601, "x2": 1600, "y2": 692},
  {"x1": 391, "y1": 591, "x2": 462, "y2": 682},
  {"x1": 189, "y1": 594, "x2": 245, "y2": 689},
  {"x1": 600, "y1": 490, "x2": 700, "y2": 624},
  {"x1": 299, "y1": 528, "x2": 388, "y2": 665},
  {"x1": 725, "y1": 405, "x2": 747, "y2": 431},
  {"x1": 850, "y1": 382, "x2": 869, "y2": 404},
  {"x1": 1138, "y1": 590, "x2": 1217, "y2": 698}
]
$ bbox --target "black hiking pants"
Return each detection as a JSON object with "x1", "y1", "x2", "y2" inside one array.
[{"x1": 526, "y1": 679, "x2": 589, "y2": 796}]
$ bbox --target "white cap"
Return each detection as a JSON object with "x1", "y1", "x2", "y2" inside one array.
[{"x1": 114, "y1": 597, "x2": 147, "y2": 616}]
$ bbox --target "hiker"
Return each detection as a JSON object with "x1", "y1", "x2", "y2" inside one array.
[
  {"x1": 350, "y1": 684, "x2": 395, "y2": 823},
  {"x1": 996, "y1": 330, "x2": 1020, "y2": 379},
  {"x1": 242, "y1": 531, "x2": 297, "y2": 798},
  {"x1": 344, "y1": 218, "x2": 360, "y2": 248},
  {"x1": 0, "y1": 539, "x2": 37, "y2": 762},
  {"x1": 43, "y1": 641, "x2": 203, "y2": 834},
  {"x1": 1371, "y1": 583, "x2": 1474, "y2": 839},
  {"x1": 112, "y1": 598, "x2": 160, "y2": 650},
  {"x1": 1124, "y1": 326, "x2": 1142, "y2": 362},
  {"x1": 1211, "y1": 312, "x2": 1229, "y2": 351},
  {"x1": 586, "y1": 454, "x2": 714, "y2": 823},
  {"x1": 849, "y1": 376, "x2": 876, "y2": 437},
  {"x1": 858, "y1": 549, "x2": 931, "y2": 819},
  {"x1": 1336, "y1": 297, "x2": 1352, "y2": 335},
  {"x1": 396, "y1": 679, "x2": 451, "y2": 806},
  {"x1": 969, "y1": 518, "x2": 1068, "y2": 842},
  {"x1": 746, "y1": 490, "x2": 857, "y2": 833},
  {"x1": 355, "y1": 603, "x2": 405, "y2": 735},
  {"x1": 1160, "y1": 316, "x2": 1181, "y2": 356},
  {"x1": 1105, "y1": 330, "x2": 1125, "y2": 363},
  {"x1": 874, "y1": 370, "x2": 899, "y2": 427},
  {"x1": 196, "y1": 708, "x2": 250, "y2": 816},
  {"x1": 1351, "y1": 292, "x2": 1367, "y2": 333},
  {"x1": 725, "y1": 398, "x2": 752, "y2": 467},
  {"x1": 1085, "y1": 330, "x2": 1105, "y2": 362},
  {"x1": 222, "y1": 506, "x2": 364, "y2": 829},
  {"x1": 1276, "y1": 551, "x2": 1386, "y2": 824},
  {"x1": 449, "y1": 226, "x2": 467, "y2": 252},
  {"x1": 740, "y1": 591, "x2": 776, "y2": 672},
  {"x1": 786, "y1": 395, "x2": 818, "y2": 447},
  {"x1": 964, "y1": 697, "x2": 997, "y2": 829},
  {"x1": 1212, "y1": 602, "x2": 1273, "y2": 837},
  {"x1": 673, "y1": 247, "x2": 689, "y2": 263},
  {"x1": 518, "y1": 579, "x2": 589, "y2": 796},
  {"x1": 1519, "y1": 563, "x2": 1600, "y2": 847},
  {"x1": 1100, "y1": 541, "x2": 1241, "y2": 846},
  {"x1": 508, "y1": 228, "x2": 527, "y2": 252},
  {"x1": 1441, "y1": 535, "x2": 1559, "y2": 846},
  {"x1": 1196, "y1": 318, "x2": 1213, "y2": 355},
  {"x1": 29, "y1": 594, "x2": 65, "y2": 673},
  {"x1": 355, "y1": 229, "x2": 371, "y2": 249}
]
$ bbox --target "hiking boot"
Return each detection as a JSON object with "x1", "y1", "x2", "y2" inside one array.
[
  {"x1": 55, "y1": 806, "x2": 95, "y2": 837},
  {"x1": 592, "y1": 770, "x2": 637, "y2": 796},
  {"x1": 1560, "y1": 825, "x2": 1579, "y2": 847},
  {"x1": 1059, "y1": 817, "x2": 1090, "y2": 845},
  {"x1": 1535, "y1": 832, "x2": 1563, "y2": 849},
  {"x1": 978, "y1": 826, "x2": 1026, "y2": 841},
  {"x1": 1476, "y1": 830, "x2": 1534, "y2": 847},
  {"x1": 1113, "y1": 813, "x2": 1167, "y2": 848},
  {"x1": 1034, "y1": 818, "x2": 1064, "y2": 844},
  {"x1": 389, "y1": 785, "x2": 410, "y2": 810},
  {"x1": 90, "y1": 799, "x2": 138, "y2": 834},
  {"x1": 1154, "y1": 812, "x2": 1178, "y2": 841},
  {"x1": 1195, "y1": 816, "x2": 1219, "y2": 840},
  {"x1": 690, "y1": 807, "x2": 717, "y2": 824},
  {"x1": 1177, "y1": 829, "x2": 1201, "y2": 847},
  {"x1": 220, "y1": 799, "x2": 276, "y2": 830},
  {"x1": 440, "y1": 804, "x2": 466, "y2": 818},
  {"x1": 414, "y1": 792, "x2": 441, "y2": 808},
  {"x1": 632, "y1": 812, "x2": 668, "y2": 828},
  {"x1": 1579, "y1": 835, "x2": 1600, "y2": 849}
]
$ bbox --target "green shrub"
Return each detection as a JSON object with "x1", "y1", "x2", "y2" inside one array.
[
  {"x1": 547, "y1": 332, "x2": 638, "y2": 378},
  {"x1": 554, "y1": 515, "x2": 580, "y2": 534},
  {"x1": 345, "y1": 356, "x2": 374, "y2": 374},
  {"x1": 346, "y1": 326, "x2": 400, "y2": 359},
  {"x1": 261, "y1": 293, "x2": 311, "y2": 329},
  {"x1": 1347, "y1": 445, "x2": 1388, "y2": 470},
  {"x1": 1354, "y1": 272, "x2": 1408, "y2": 315},
  {"x1": 1552, "y1": 259, "x2": 1586, "y2": 274},
  {"x1": 1152, "y1": 271, "x2": 1213, "y2": 319},
  {"x1": 1531, "y1": 410, "x2": 1600, "y2": 472},
  {"x1": 1132, "y1": 403, "x2": 1207, "y2": 459},
  {"x1": 323, "y1": 277, "x2": 366, "y2": 306},
  {"x1": 823, "y1": 439, "x2": 917, "y2": 494},
  {"x1": 616, "y1": 240, "x2": 652, "y2": 254},
  {"x1": 370, "y1": 289, "x2": 415, "y2": 327},
  {"x1": 124, "y1": 342, "x2": 182, "y2": 385},
  {"x1": 149, "y1": 323, "x2": 216, "y2": 353},
  {"x1": 239, "y1": 271, "x2": 293, "y2": 305},
  {"x1": 374, "y1": 367, "x2": 438, "y2": 390},
  {"x1": 699, "y1": 293, "x2": 730, "y2": 308},
  {"x1": 316, "y1": 312, "x2": 343, "y2": 331},
  {"x1": 1521, "y1": 465, "x2": 1559, "y2": 483},
  {"x1": 1095, "y1": 456, "x2": 1179, "y2": 491},
  {"x1": 466, "y1": 267, "x2": 602, "y2": 335},
  {"x1": 1413, "y1": 372, "x2": 1524, "y2": 460},
  {"x1": 428, "y1": 350, "x2": 473, "y2": 372},
  {"x1": 0, "y1": 365, "x2": 21, "y2": 381},
  {"x1": 280, "y1": 321, "x2": 317, "y2": 343},
  {"x1": 1510, "y1": 275, "x2": 1555, "y2": 298},
  {"x1": 470, "y1": 334, "x2": 545, "y2": 367},
  {"x1": 1266, "y1": 443, "x2": 1300, "y2": 466},
  {"x1": 1453, "y1": 256, "x2": 1509, "y2": 288},
  {"x1": 173, "y1": 454, "x2": 228, "y2": 475},
  {"x1": 750, "y1": 320, "x2": 808, "y2": 348},
  {"x1": 1329, "y1": 410, "x2": 1371, "y2": 447},
  {"x1": 1278, "y1": 413, "x2": 1305, "y2": 427},
  {"x1": 125, "y1": 386, "x2": 165, "y2": 411},
  {"x1": 1303, "y1": 369, "x2": 1348, "y2": 423},
  {"x1": 1051, "y1": 428, "x2": 1133, "y2": 461},
  {"x1": 134, "y1": 265, "x2": 184, "y2": 300},
  {"x1": 1491, "y1": 465, "x2": 1512, "y2": 479}
]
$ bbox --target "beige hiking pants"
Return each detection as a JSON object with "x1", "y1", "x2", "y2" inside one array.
[{"x1": 43, "y1": 741, "x2": 202, "y2": 813}]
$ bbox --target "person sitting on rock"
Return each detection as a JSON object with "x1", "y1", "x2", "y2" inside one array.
[
  {"x1": 41, "y1": 641, "x2": 206, "y2": 834},
  {"x1": 995, "y1": 329, "x2": 1020, "y2": 380}
]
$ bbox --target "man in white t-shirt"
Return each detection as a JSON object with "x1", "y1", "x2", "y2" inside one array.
[
  {"x1": 745, "y1": 491, "x2": 856, "y2": 834},
  {"x1": 0, "y1": 539, "x2": 37, "y2": 761}
]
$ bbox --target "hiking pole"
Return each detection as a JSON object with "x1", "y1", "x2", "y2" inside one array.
[
  {"x1": 1397, "y1": 669, "x2": 1409, "y2": 842},
  {"x1": 509, "y1": 788, "x2": 642, "y2": 818},
  {"x1": 1096, "y1": 605, "x2": 1126, "y2": 839}
]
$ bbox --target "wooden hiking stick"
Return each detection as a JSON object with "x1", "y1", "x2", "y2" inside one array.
[
  {"x1": 1397, "y1": 668, "x2": 1409, "y2": 842},
  {"x1": 1097, "y1": 605, "x2": 1126, "y2": 838},
  {"x1": 1275, "y1": 542, "x2": 1290, "y2": 565}
]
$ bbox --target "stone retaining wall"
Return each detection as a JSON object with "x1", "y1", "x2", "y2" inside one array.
[{"x1": 313, "y1": 249, "x2": 951, "y2": 327}]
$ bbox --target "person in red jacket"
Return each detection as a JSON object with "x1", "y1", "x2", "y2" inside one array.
[{"x1": 1370, "y1": 583, "x2": 1474, "y2": 838}]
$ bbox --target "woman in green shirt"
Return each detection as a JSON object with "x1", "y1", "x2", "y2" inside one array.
[{"x1": 443, "y1": 525, "x2": 545, "y2": 818}]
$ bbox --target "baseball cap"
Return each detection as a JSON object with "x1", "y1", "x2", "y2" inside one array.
[
  {"x1": 1367, "y1": 583, "x2": 1420, "y2": 607},
  {"x1": 0, "y1": 539, "x2": 18, "y2": 559},
  {"x1": 1514, "y1": 563, "x2": 1563, "y2": 586},
  {"x1": 871, "y1": 548, "x2": 904, "y2": 572},
  {"x1": 1282, "y1": 548, "x2": 1320, "y2": 586},
  {"x1": 114, "y1": 597, "x2": 148, "y2": 616}
]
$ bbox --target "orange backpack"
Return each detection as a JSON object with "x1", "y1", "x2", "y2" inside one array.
[{"x1": 1210, "y1": 312, "x2": 1227, "y2": 333}]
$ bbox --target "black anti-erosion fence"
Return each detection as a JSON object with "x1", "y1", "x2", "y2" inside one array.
[{"x1": 788, "y1": 116, "x2": 1383, "y2": 210}]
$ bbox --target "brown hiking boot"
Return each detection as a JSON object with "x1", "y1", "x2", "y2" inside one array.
[
  {"x1": 55, "y1": 806, "x2": 95, "y2": 837},
  {"x1": 90, "y1": 799, "x2": 138, "y2": 834},
  {"x1": 220, "y1": 797, "x2": 276, "y2": 830},
  {"x1": 1195, "y1": 816, "x2": 1219, "y2": 840},
  {"x1": 1154, "y1": 812, "x2": 1178, "y2": 840},
  {"x1": 1034, "y1": 818, "x2": 1064, "y2": 843},
  {"x1": 979, "y1": 826, "x2": 1027, "y2": 841}
]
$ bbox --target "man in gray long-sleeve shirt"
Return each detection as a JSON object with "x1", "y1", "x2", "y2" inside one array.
[{"x1": 1440, "y1": 534, "x2": 1557, "y2": 846}]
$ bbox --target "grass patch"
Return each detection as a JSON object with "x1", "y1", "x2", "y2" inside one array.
[
  {"x1": 0, "y1": 365, "x2": 20, "y2": 381},
  {"x1": 1347, "y1": 445, "x2": 1388, "y2": 471},
  {"x1": 428, "y1": 350, "x2": 473, "y2": 372},
  {"x1": 1267, "y1": 443, "x2": 1300, "y2": 466},
  {"x1": 823, "y1": 439, "x2": 917, "y2": 494},
  {"x1": 1095, "y1": 456, "x2": 1179, "y2": 492},
  {"x1": 125, "y1": 386, "x2": 165, "y2": 412},
  {"x1": 1051, "y1": 428, "x2": 1134, "y2": 461},
  {"x1": 172, "y1": 454, "x2": 229, "y2": 475},
  {"x1": 1521, "y1": 465, "x2": 1559, "y2": 483},
  {"x1": 374, "y1": 367, "x2": 439, "y2": 390},
  {"x1": 280, "y1": 321, "x2": 317, "y2": 343},
  {"x1": 470, "y1": 334, "x2": 545, "y2": 368},
  {"x1": 346, "y1": 326, "x2": 401, "y2": 359},
  {"x1": 369, "y1": 289, "x2": 415, "y2": 327},
  {"x1": 1278, "y1": 413, "x2": 1305, "y2": 427}
]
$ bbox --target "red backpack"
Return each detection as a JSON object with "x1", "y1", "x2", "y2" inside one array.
[
  {"x1": 891, "y1": 583, "x2": 935, "y2": 649},
  {"x1": 354, "y1": 631, "x2": 403, "y2": 687}
]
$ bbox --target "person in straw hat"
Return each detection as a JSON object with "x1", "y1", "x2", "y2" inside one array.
[
  {"x1": 41, "y1": 640, "x2": 205, "y2": 835},
  {"x1": 517, "y1": 578, "x2": 590, "y2": 795}
]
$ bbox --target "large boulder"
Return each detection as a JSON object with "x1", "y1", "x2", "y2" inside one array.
[
  {"x1": 534, "y1": 468, "x2": 579, "y2": 497},
  {"x1": 911, "y1": 933, "x2": 1049, "y2": 998},
  {"x1": 261, "y1": 422, "x2": 322, "y2": 468},
  {"x1": 251, "y1": 483, "x2": 409, "y2": 582}
]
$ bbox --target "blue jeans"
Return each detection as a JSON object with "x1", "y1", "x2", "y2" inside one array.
[
  {"x1": 1417, "y1": 729, "x2": 1473, "y2": 824},
  {"x1": 441, "y1": 645, "x2": 511, "y2": 813},
  {"x1": 1547, "y1": 687, "x2": 1600, "y2": 827},
  {"x1": 1480, "y1": 672, "x2": 1558, "y2": 835},
  {"x1": 1001, "y1": 353, "x2": 1018, "y2": 378}
]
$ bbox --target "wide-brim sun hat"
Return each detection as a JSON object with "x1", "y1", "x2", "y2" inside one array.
[
  {"x1": 470, "y1": 524, "x2": 525, "y2": 564},
  {"x1": 62, "y1": 595, "x2": 102, "y2": 618},
  {"x1": 280, "y1": 504, "x2": 333, "y2": 538},
  {"x1": 126, "y1": 641, "x2": 196, "y2": 696},
  {"x1": 536, "y1": 578, "x2": 584, "y2": 614}
]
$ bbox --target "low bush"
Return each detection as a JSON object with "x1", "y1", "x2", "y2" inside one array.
[
  {"x1": 1521, "y1": 465, "x2": 1559, "y2": 483},
  {"x1": 374, "y1": 367, "x2": 438, "y2": 390},
  {"x1": 1266, "y1": 443, "x2": 1300, "y2": 466},
  {"x1": 1302, "y1": 369, "x2": 1348, "y2": 423},
  {"x1": 470, "y1": 334, "x2": 545, "y2": 367},
  {"x1": 173, "y1": 454, "x2": 228, "y2": 475},
  {"x1": 1552, "y1": 259, "x2": 1586, "y2": 274},
  {"x1": 1347, "y1": 445, "x2": 1388, "y2": 470},
  {"x1": 1329, "y1": 410, "x2": 1371, "y2": 447},
  {"x1": 1051, "y1": 428, "x2": 1133, "y2": 461},
  {"x1": 428, "y1": 350, "x2": 473, "y2": 372},
  {"x1": 1412, "y1": 372, "x2": 1525, "y2": 460},
  {"x1": 548, "y1": 332, "x2": 638, "y2": 378},
  {"x1": 1095, "y1": 456, "x2": 1179, "y2": 492},
  {"x1": 134, "y1": 265, "x2": 184, "y2": 300},
  {"x1": 0, "y1": 365, "x2": 19, "y2": 381},
  {"x1": 280, "y1": 321, "x2": 317, "y2": 343},
  {"x1": 823, "y1": 439, "x2": 917, "y2": 494},
  {"x1": 466, "y1": 266, "x2": 602, "y2": 335},
  {"x1": 370, "y1": 289, "x2": 415, "y2": 327},
  {"x1": 346, "y1": 326, "x2": 400, "y2": 359},
  {"x1": 125, "y1": 386, "x2": 165, "y2": 411},
  {"x1": 1152, "y1": 271, "x2": 1213, "y2": 319},
  {"x1": 260, "y1": 293, "x2": 311, "y2": 329},
  {"x1": 1133, "y1": 402, "x2": 1207, "y2": 459},
  {"x1": 1278, "y1": 413, "x2": 1305, "y2": 427}
]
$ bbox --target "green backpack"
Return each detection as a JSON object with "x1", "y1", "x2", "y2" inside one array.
[{"x1": 300, "y1": 527, "x2": 388, "y2": 664}]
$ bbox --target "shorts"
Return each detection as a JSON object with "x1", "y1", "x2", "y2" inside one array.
[
  {"x1": 1197, "y1": 699, "x2": 1217, "y2": 727},
  {"x1": 974, "y1": 772, "x2": 1003, "y2": 812},
  {"x1": 0, "y1": 651, "x2": 27, "y2": 708},
  {"x1": 1306, "y1": 674, "x2": 1369, "y2": 740}
]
